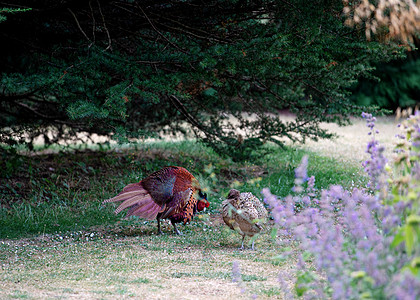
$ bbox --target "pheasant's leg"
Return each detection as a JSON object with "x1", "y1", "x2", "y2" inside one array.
[
  {"x1": 157, "y1": 217, "x2": 163, "y2": 235},
  {"x1": 240, "y1": 235, "x2": 245, "y2": 250},
  {"x1": 251, "y1": 239, "x2": 255, "y2": 250},
  {"x1": 171, "y1": 221, "x2": 183, "y2": 235}
]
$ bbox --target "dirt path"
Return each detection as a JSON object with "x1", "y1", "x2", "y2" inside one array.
[{"x1": 293, "y1": 115, "x2": 400, "y2": 166}]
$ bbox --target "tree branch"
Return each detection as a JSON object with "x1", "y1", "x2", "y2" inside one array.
[
  {"x1": 68, "y1": 8, "x2": 92, "y2": 45},
  {"x1": 168, "y1": 95, "x2": 215, "y2": 137},
  {"x1": 15, "y1": 102, "x2": 61, "y2": 119},
  {"x1": 96, "y1": 0, "x2": 112, "y2": 50},
  {"x1": 137, "y1": 4, "x2": 189, "y2": 54}
]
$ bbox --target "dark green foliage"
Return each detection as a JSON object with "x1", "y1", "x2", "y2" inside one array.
[
  {"x1": 352, "y1": 55, "x2": 420, "y2": 110},
  {"x1": 0, "y1": 1, "x2": 403, "y2": 158}
]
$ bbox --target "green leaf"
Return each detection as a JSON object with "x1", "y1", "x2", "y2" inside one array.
[
  {"x1": 270, "y1": 227, "x2": 278, "y2": 240},
  {"x1": 391, "y1": 228, "x2": 405, "y2": 249},
  {"x1": 407, "y1": 215, "x2": 420, "y2": 226},
  {"x1": 411, "y1": 257, "x2": 420, "y2": 269},
  {"x1": 401, "y1": 258, "x2": 420, "y2": 276},
  {"x1": 350, "y1": 270, "x2": 366, "y2": 279},
  {"x1": 405, "y1": 225, "x2": 415, "y2": 256},
  {"x1": 295, "y1": 271, "x2": 313, "y2": 297}
]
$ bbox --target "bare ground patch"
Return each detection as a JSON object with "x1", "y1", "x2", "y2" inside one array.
[
  {"x1": 0, "y1": 219, "x2": 294, "y2": 299},
  {"x1": 292, "y1": 115, "x2": 401, "y2": 167}
]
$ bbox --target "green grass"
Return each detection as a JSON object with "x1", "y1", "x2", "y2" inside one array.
[
  {"x1": 260, "y1": 286, "x2": 283, "y2": 297},
  {"x1": 0, "y1": 140, "x2": 366, "y2": 240}
]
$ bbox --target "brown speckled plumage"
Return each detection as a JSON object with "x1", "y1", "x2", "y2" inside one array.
[
  {"x1": 103, "y1": 166, "x2": 209, "y2": 235},
  {"x1": 222, "y1": 189, "x2": 268, "y2": 249}
]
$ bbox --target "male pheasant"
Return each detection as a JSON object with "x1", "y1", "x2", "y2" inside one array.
[
  {"x1": 103, "y1": 166, "x2": 209, "y2": 235},
  {"x1": 222, "y1": 189, "x2": 268, "y2": 250}
]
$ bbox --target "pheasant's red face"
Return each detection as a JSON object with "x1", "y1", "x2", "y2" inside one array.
[
  {"x1": 197, "y1": 190, "x2": 209, "y2": 211},
  {"x1": 197, "y1": 199, "x2": 210, "y2": 211}
]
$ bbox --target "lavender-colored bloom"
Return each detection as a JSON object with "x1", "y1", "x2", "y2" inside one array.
[
  {"x1": 307, "y1": 176, "x2": 315, "y2": 192},
  {"x1": 277, "y1": 271, "x2": 296, "y2": 299},
  {"x1": 360, "y1": 113, "x2": 390, "y2": 200},
  {"x1": 331, "y1": 281, "x2": 345, "y2": 299},
  {"x1": 295, "y1": 155, "x2": 308, "y2": 182},
  {"x1": 386, "y1": 271, "x2": 420, "y2": 300},
  {"x1": 232, "y1": 261, "x2": 241, "y2": 283},
  {"x1": 293, "y1": 156, "x2": 309, "y2": 193},
  {"x1": 262, "y1": 112, "x2": 420, "y2": 299},
  {"x1": 232, "y1": 261, "x2": 248, "y2": 295}
]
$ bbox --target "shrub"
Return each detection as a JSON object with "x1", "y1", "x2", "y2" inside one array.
[
  {"x1": 351, "y1": 58, "x2": 420, "y2": 111},
  {"x1": 262, "y1": 112, "x2": 420, "y2": 299}
]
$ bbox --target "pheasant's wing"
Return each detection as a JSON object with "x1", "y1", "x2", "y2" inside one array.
[
  {"x1": 241, "y1": 207, "x2": 265, "y2": 235},
  {"x1": 222, "y1": 201, "x2": 237, "y2": 231},
  {"x1": 103, "y1": 167, "x2": 196, "y2": 221},
  {"x1": 239, "y1": 206, "x2": 259, "y2": 224},
  {"x1": 160, "y1": 188, "x2": 193, "y2": 219},
  {"x1": 234, "y1": 202, "x2": 265, "y2": 235},
  {"x1": 242, "y1": 193, "x2": 268, "y2": 221},
  {"x1": 251, "y1": 196, "x2": 268, "y2": 219},
  {"x1": 142, "y1": 170, "x2": 177, "y2": 206}
]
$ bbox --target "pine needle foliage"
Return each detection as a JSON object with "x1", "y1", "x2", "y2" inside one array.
[
  {"x1": 0, "y1": 7, "x2": 31, "y2": 23},
  {"x1": 0, "y1": 0, "x2": 403, "y2": 158}
]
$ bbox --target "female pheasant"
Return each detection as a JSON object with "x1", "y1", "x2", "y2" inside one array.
[
  {"x1": 103, "y1": 166, "x2": 209, "y2": 235},
  {"x1": 222, "y1": 189, "x2": 268, "y2": 250}
]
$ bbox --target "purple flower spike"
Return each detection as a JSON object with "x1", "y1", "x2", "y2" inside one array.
[
  {"x1": 261, "y1": 113, "x2": 420, "y2": 300},
  {"x1": 295, "y1": 155, "x2": 308, "y2": 179},
  {"x1": 232, "y1": 261, "x2": 241, "y2": 283},
  {"x1": 362, "y1": 113, "x2": 389, "y2": 192}
]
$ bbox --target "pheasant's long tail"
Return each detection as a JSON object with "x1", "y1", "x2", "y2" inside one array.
[{"x1": 102, "y1": 183, "x2": 162, "y2": 220}]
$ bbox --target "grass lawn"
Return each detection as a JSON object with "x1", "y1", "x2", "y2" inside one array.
[{"x1": 0, "y1": 140, "x2": 367, "y2": 299}]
